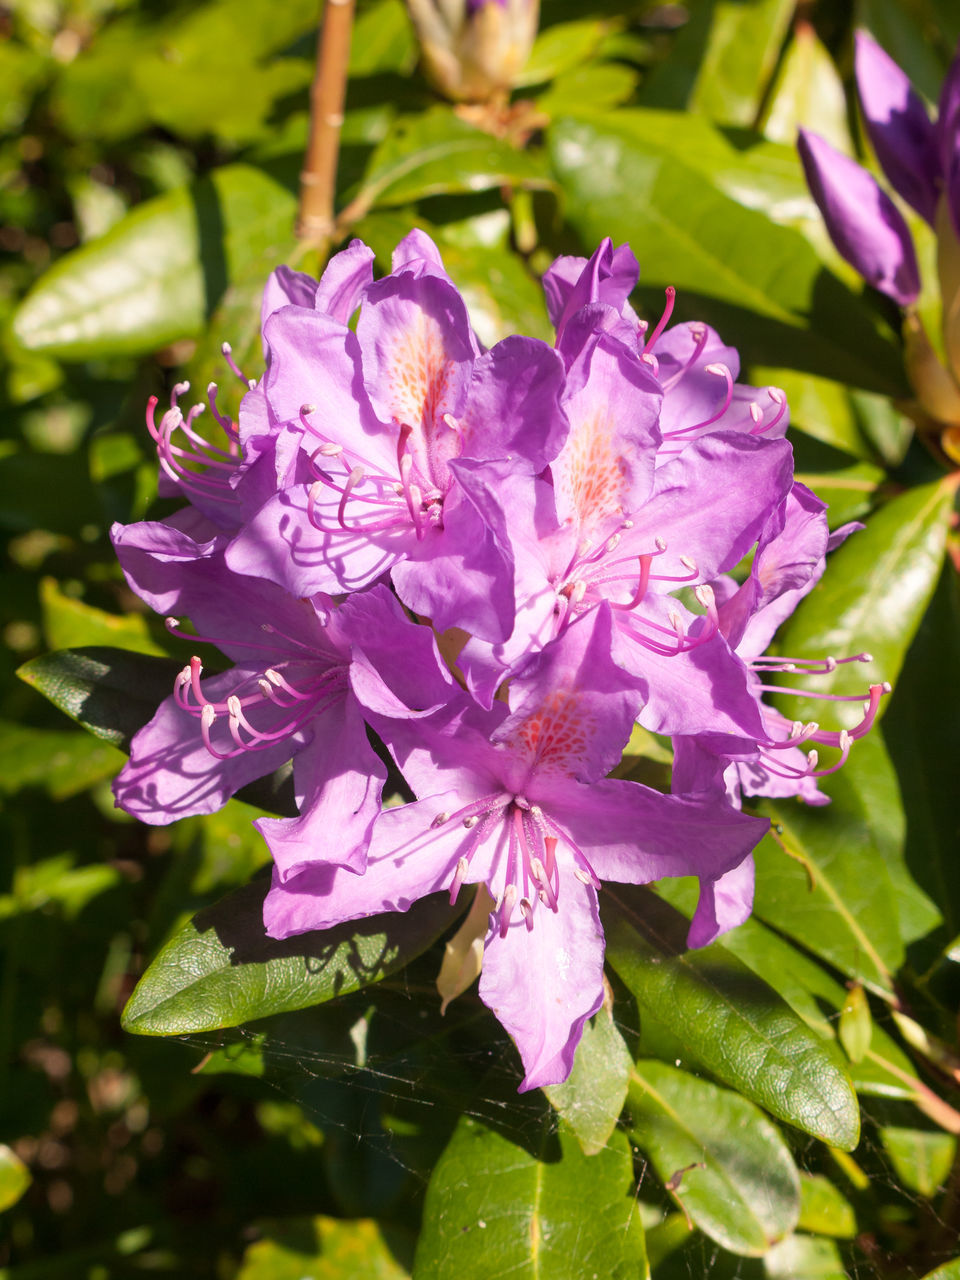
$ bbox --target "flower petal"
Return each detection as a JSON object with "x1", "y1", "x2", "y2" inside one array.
[{"x1": 479, "y1": 873, "x2": 605, "y2": 1091}]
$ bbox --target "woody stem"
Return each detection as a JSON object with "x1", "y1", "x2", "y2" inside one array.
[{"x1": 296, "y1": 0, "x2": 356, "y2": 244}]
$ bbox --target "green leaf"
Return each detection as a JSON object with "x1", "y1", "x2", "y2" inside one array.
[
  {"x1": 753, "y1": 368, "x2": 873, "y2": 458},
  {"x1": 751, "y1": 812, "x2": 902, "y2": 996},
  {"x1": 413, "y1": 1115, "x2": 647, "y2": 1279},
  {"x1": 761, "y1": 22, "x2": 851, "y2": 153},
  {"x1": 12, "y1": 164, "x2": 297, "y2": 359},
  {"x1": 0, "y1": 854, "x2": 122, "y2": 922},
  {"x1": 543, "y1": 1003, "x2": 632, "y2": 1155},
  {"x1": 687, "y1": 0, "x2": 795, "y2": 127},
  {"x1": 0, "y1": 722, "x2": 124, "y2": 801},
  {"x1": 237, "y1": 1216, "x2": 411, "y2": 1280},
  {"x1": 838, "y1": 985, "x2": 872, "y2": 1065},
  {"x1": 518, "y1": 18, "x2": 614, "y2": 86},
  {"x1": 342, "y1": 110, "x2": 553, "y2": 221},
  {"x1": 773, "y1": 478, "x2": 954, "y2": 730},
  {"x1": 797, "y1": 1173, "x2": 857, "y2": 1238},
  {"x1": 601, "y1": 886, "x2": 860, "y2": 1150},
  {"x1": 349, "y1": 0, "x2": 417, "y2": 76},
  {"x1": 548, "y1": 113, "x2": 905, "y2": 394},
  {"x1": 0, "y1": 1144, "x2": 31, "y2": 1213},
  {"x1": 17, "y1": 646, "x2": 182, "y2": 751},
  {"x1": 39, "y1": 578, "x2": 166, "y2": 656},
  {"x1": 763, "y1": 1234, "x2": 847, "y2": 1279},
  {"x1": 627, "y1": 1062, "x2": 800, "y2": 1257},
  {"x1": 878, "y1": 1127, "x2": 957, "y2": 1198},
  {"x1": 884, "y1": 566, "x2": 960, "y2": 939},
  {"x1": 794, "y1": 461, "x2": 886, "y2": 531},
  {"x1": 121, "y1": 881, "x2": 463, "y2": 1035},
  {"x1": 677, "y1": 908, "x2": 922, "y2": 1102}
]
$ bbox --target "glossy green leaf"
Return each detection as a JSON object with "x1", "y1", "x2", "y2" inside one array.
[
  {"x1": 0, "y1": 1144, "x2": 31, "y2": 1213},
  {"x1": 342, "y1": 110, "x2": 553, "y2": 222},
  {"x1": 601, "y1": 886, "x2": 860, "y2": 1149},
  {"x1": 884, "y1": 566, "x2": 960, "y2": 939},
  {"x1": 40, "y1": 577, "x2": 166, "y2": 656},
  {"x1": 795, "y1": 462, "x2": 886, "y2": 530},
  {"x1": 543, "y1": 1004, "x2": 632, "y2": 1155},
  {"x1": 763, "y1": 1234, "x2": 846, "y2": 1279},
  {"x1": 627, "y1": 1062, "x2": 800, "y2": 1257},
  {"x1": 413, "y1": 1115, "x2": 647, "y2": 1279},
  {"x1": 548, "y1": 114, "x2": 904, "y2": 394},
  {"x1": 688, "y1": 0, "x2": 794, "y2": 127},
  {"x1": 761, "y1": 22, "x2": 851, "y2": 153},
  {"x1": 773, "y1": 478, "x2": 954, "y2": 730},
  {"x1": 684, "y1": 910, "x2": 922, "y2": 1102},
  {"x1": 12, "y1": 165, "x2": 297, "y2": 359},
  {"x1": 17, "y1": 646, "x2": 181, "y2": 751},
  {"x1": 797, "y1": 1173, "x2": 857, "y2": 1238},
  {"x1": 349, "y1": 0, "x2": 417, "y2": 76},
  {"x1": 751, "y1": 811, "x2": 901, "y2": 996},
  {"x1": 121, "y1": 881, "x2": 462, "y2": 1035},
  {"x1": 879, "y1": 1127, "x2": 957, "y2": 1198},
  {"x1": 237, "y1": 1216, "x2": 411, "y2": 1280}
]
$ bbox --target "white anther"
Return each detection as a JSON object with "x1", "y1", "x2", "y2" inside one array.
[
  {"x1": 669, "y1": 611, "x2": 683, "y2": 631},
  {"x1": 227, "y1": 695, "x2": 242, "y2": 719},
  {"x1": 605, "y1": 533, "x2": 622, "y2": 554},
  {"x1": 529, "y1": 804, "x2": 543, "y2": 820},
  {"x1": 679, "y1": 555, "x2": 697, "y2": 571},
  {"x1": 694, "y1": 584, "x2": 715, "y2": 609},
  {"x1": 768, "y1": 387, "x2": 785, "y2": 405},
  {"x1": 318, "y1": 442, "x2": 343, "y2": 456},
  {"x1": 463, "y1": 815, "x2": 479, "y2": 829},
  {"x1": 165, "y1": 616, "x2": 180, "y2": 631},
  {"x1": 824, "y1": 656, "x2": 837, "y2": 672},
  {"x1": 749, "y1": 402, "x2": 763, "y2": 424},
  {"x1": 221, "y1": 342, "x2": 232, "y2": 355},
  {"x1": 519, "y1": 898, "x2": 533, "y2": 919},
  {"x1": 705, "y1": 362, "x2": 728, "y2": 377},
  {"x1": 806, "y1": 750, "x2": 819, "y2": 769},
  {"x1": 201, "y1": 704, "x2": 216, "y2": 728},
  {"x1": 570, "y1": 580, "x2": 587, "y2": 606},
  {"x1": 431, "y1": 811, "x2": 451, "y2": 828},
  {"x1": 264, "y1": 668, "x2": 284, "y2": 686},
  {"x1": 622, "y1": 519, "x2": 634, "y2": 529},
  {"x1": 300, "y1": 403, "x2": 315, "y2": 415},
  {"x1": 882, "y1": 681, "x2": 892, "y2": 692},
  {"x1": 539, "y1": 889, "x2": 550, "y2": 904},
  {"x1": 838, "y1": 730, "x2": 852, "y2": 750},
  {"x1": 859, "y1": 652, "x2": 873, "y2": 663},
  {"x1": 530, "y1": 857, "x2": 547, "y2": 884},
  {"x1": 258, "y1": 679, "x2": 272, "y2": 697},
  {"x1": 574, "y1": 868, "x2": 593, "y2": 885},
  {"x1": 655, "y1": 536, "x2": 667, "y2": 552}
]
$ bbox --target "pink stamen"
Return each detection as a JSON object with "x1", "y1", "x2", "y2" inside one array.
[
  {"x1": 643, "y1": 286, "x2": 676, "y2": 353},
  {"x1": 660, "y1": 324, "x2": 709, "y2": 392},
  {"x1": 661, "y1": 363, "x2": 734, "y2": 440}
]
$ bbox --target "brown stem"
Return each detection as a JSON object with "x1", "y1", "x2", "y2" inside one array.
[{"x1": 297, "y1": 0, "x2": 356, "y2": 244}]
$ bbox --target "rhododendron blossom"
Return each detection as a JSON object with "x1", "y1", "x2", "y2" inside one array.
[{"x1": 113, "y1": 229, "x2": 886, "y2": 1090}]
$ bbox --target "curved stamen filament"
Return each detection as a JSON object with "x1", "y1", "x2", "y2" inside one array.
[
  {"x1": 643, "y1": 286, "x2": 676, "y2": 354},
  {"x1": 661, "y1": 363, "x2": 734, "y2": 440},
  {"x1": 660, "y1": 324, "x2": 709, "y2": 393},
  {"x1": 749, "y1": 388, "x2": 787, "y2": 436}
]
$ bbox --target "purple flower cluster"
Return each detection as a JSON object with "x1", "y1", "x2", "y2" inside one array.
[{"x1": 112, "y1": 232, "x2": 885, "y2": 1090}]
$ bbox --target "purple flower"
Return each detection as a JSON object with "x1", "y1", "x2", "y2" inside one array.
[
  {"x1": 263, "y1": 606, "x2": 769, "y2": 1090},
  {"x1": 111, "y1": 519, "x2": 453, "y2": 878},
  {"x1": 226, "y1": 232, "x2": 568, "y2": 642},
  {"x1": 673, "y1": 484, "x2": 889, "y2": 811},
  {"x1": 797, "y1": 127, "x2": 921, "y2": 305}
]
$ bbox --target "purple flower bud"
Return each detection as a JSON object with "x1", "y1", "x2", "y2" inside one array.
[
  {"x1": 854, "y1": 30, "x2": 940, "y2": 225},
  {"x1": 797, "y1": 128, "x2": 921, "y2": 305}
]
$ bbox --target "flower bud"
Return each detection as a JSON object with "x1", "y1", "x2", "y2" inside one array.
[
  {"x1": 405, "y1": 0, "x2": 539, "y2": 102},
  {"x1": 798, "y1": 128, "x2": 921, "y2": 306}
]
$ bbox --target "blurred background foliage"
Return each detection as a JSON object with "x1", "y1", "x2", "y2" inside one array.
[{"x1": 2, "y1": 0, "x2": 960, "y2": 1276}]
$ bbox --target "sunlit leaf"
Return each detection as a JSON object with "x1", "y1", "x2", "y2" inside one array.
[
  {"x1": 0, "y1": 1145, "x2": 31, "y2": 1213},
  {"x1": 879, "y1": 1127, "x2": 957, "y2": 1199},
  {"x1": 413, "y1": 1114, "x2": 647, "y2": 1279},
  {"x1": 543, "y1": 1003, "x2": 632, "y2": 1155},
  {"x1": 627, "y1": 1061, "x2": 800, "y2": 1257},
  {"x1": 601, "y1": 886, "x2": 860, "y2": 1149},
  {"x1": 797, "y1": 1173, "x2": 857, "y2": 1238},
  {"x1": 122, "y1": 881, "x2": 463, "y2": 1034},
  {"x1": 12, "y1": 165, "x2": 297, "y2": 359}
]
